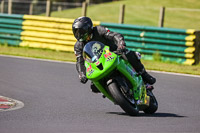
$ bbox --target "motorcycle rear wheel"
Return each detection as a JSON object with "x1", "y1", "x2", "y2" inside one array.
[{"x1": 107, "y1": 80, "x2": 139, "y2": 116}]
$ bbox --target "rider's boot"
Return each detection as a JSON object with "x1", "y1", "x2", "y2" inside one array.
[
  {"x1": 124, "y1": 50, "x2": 156, "y2": 85},
  {"x1": 139, "y1": 68, "x2": 156, "y2": 85}
]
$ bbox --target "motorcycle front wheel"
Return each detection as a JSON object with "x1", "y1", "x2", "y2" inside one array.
[
  {"x1": 107, "y1": 80, "x2": 139, "y2": 116},
  {"x1": 143, "y1": 90, "x2": 158, "y2": 114}
]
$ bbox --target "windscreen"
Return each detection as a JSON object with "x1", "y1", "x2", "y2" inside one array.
[{"x1": 83, "y1": 41, "x2": 104, "y2": 63}]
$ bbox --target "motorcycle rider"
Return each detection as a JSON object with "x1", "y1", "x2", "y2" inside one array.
[{"x1": 72, "y1": 16, "x2": 156, "y2": 91}]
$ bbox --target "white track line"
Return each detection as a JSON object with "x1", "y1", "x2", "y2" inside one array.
[
  {"x1": 1, "y1": 54, "x2": 200, "y2": 78},
  {"x1": 148, "y1": 70, "x2": 200, "y2": 78}
]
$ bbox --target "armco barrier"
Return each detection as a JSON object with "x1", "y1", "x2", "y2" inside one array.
[
  {"x1": 101, "y1": 22, "x2": 199, "y2": 65},
  {"x1": 0, "y1": 13, "x2": 199, "y2": 65},
  {"x1": 0, "y1": 13, "x2": 100, "y2": 52},
  {"x1": 0, "y1": 14, "x2": 23, "y2": 46}
]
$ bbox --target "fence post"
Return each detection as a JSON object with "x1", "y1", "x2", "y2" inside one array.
[
  {"x1": 29, "y1": 2, "x2": 34, "y2": 15},
  {"x1": 0, "y1": 0, "x2": 4, "y2": 13},
  {"x1": 58, "y1": 5, "x2": 62, "y2": 11},
  {"x1": 82, "y1": 2, "x2": 87, "y2": 16},
  {"x1": 8, "y1": 0, "x2": 12, "y2": 14},
  {"x1": 158, "y1": 6, "x2": 165, "y2": 27},
  {"x1": 46, "y1": 0, "x2": 52, "y2": 17},
  {"x1": 119, "y1": 4, "x2": 125, "y2": 24},
  {"x1": 86, "y1": 0, "x2": 90, "y2": 4}
]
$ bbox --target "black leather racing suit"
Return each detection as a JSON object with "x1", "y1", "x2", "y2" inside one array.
[{"x1": 74, "y1": 26, "x2": 144, "y2": 78}]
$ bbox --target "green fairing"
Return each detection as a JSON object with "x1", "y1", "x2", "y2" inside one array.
[
  {"x1": 85, "y1": 46, "x2": 118, "y2": 81},
  {"x1": 116, "y1": 59, "x2": 144, "y2": 100},
  {"x1": 85, "y1": 46, "x2": 118, "y2": 101},
  {"x1": 84, "y1": 44, "x2": 148, "y2": 105}
]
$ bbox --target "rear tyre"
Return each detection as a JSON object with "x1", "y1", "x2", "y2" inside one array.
[
  {"x1": 143, "y1": 90, "x2": 158, "y2": 114},
  {"x1": 107, "y1": 80, "x2": 139, "y2": 116}
]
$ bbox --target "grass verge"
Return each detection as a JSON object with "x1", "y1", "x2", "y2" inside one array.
[
  {"x1": 49, "y1": 0, "x2": 200, "y2": 29},
  {"x1": 1, "y1": 45, "x2": 200, "y2": 76},
  {"x1": 0, "y1": 45, "x2": 76, "y2": 62}
]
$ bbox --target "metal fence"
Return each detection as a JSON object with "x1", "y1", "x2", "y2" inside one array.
[
  {"x1": 1, "y1": 0, "x2": 200, "y2": 29},
  {"x1": 0, "y1": 0, "x2": 82, "y2": 15}
]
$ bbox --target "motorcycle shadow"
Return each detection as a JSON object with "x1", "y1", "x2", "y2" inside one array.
[{"x1": 107, "y1": 112, "x2": 186, "y2": 118}]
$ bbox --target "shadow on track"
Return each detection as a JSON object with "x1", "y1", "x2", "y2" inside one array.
[{"x1": 107, "y1": 112, "x2": 186, "y2": 117}]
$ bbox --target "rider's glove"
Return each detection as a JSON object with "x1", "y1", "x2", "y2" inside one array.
[
  {"x1": 79, "y1": 72, "x2": 88, "y2": 84},
  {"x1": 117, "y1": 40, "x2": 126, "y2": 51}
]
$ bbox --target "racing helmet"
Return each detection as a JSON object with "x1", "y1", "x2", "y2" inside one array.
[{"x1": 72, "y1": 16, "x2": 93, "y2": 42}]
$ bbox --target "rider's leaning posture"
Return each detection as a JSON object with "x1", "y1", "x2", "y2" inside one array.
[{"x1": 72, "y1": 16, "x2": 156, "y2": 91}]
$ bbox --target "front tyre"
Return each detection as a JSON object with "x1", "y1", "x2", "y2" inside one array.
[
  {"x1": 107, "y1": 80, "x2": 139, "y2": 116},
  {"x1": 143, "y1": 90, "x2": 158, "y2": 114}
]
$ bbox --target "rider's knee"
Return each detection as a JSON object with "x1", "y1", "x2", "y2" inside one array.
[{"x1": 125, "y1": 50, "x2": 141, "y2": 61}]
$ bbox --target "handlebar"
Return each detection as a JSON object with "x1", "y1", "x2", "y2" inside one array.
[{"x1": 113, "y1": 49, "x2": 126, "y2": 55}]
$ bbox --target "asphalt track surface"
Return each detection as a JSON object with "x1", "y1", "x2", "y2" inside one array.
[{"x1": 0, "y1": 55, "x2": 200, "y2": 133}]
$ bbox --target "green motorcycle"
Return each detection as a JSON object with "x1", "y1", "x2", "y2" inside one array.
[{"x1": 83, "y1": 41, "x2": 158, "y2": 116}]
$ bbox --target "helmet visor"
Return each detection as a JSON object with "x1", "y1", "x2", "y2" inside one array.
[{"x1": 73, "y1": 28, "x2": 88, "y2": 42}]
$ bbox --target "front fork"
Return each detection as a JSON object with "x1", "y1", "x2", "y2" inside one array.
[{"x1": 93, "y1": 81, "x2": 114, "y2": 102}]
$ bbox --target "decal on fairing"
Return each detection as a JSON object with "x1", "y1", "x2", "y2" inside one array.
[
  {"x1": 87, "y1": 64, "x2": 92, "y2": 72},
  {"x1": 88, "y1": 69, "x2": 94, "y2": 76},
  {"x1": 104, "y1": 49, "x2": 115, "y2": 62},
  {"x1": 96, "y1": 61, "x2": 100, "y2": 65},
  {"x1": 104, "y1": 52, "x2": 112, "y2": 58},
  {"x1": 87, "y1": 64, "x2": 94, "y2": 76},
  {"x1": 106, "y1": 56, "x2": 115, "y2": 62}
]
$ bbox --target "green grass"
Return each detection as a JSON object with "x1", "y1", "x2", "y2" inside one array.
[
  {"x1": 49, "y1": 0, "x2": 200, "y2": 29},
  {"x1": 142, "y1": 60, "x2": 200, "y2": 75},
  {"x1": 0, "y1": 45, "x2": 76, "y2": 62},
  {"x1": 1, "y1": 45, "x2": 200, "y2": 76}
]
